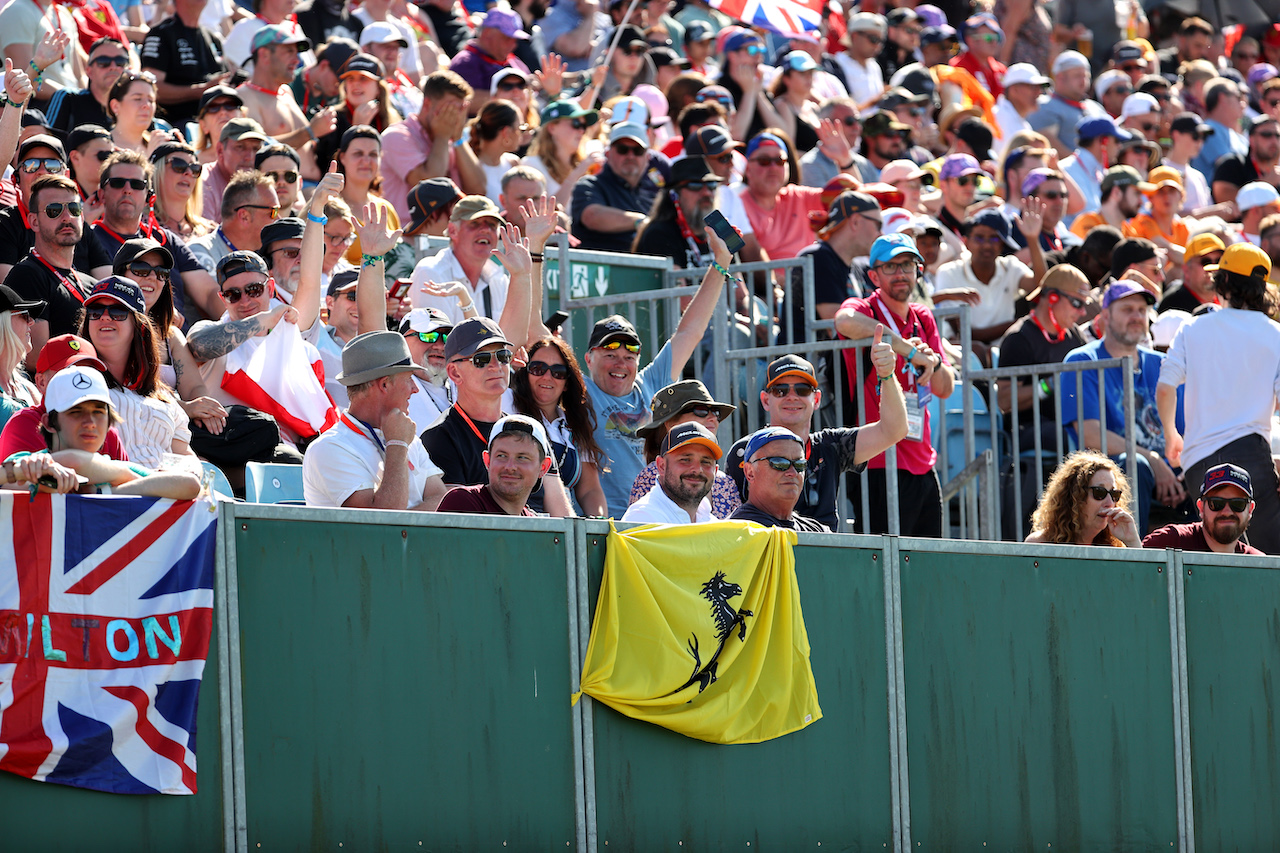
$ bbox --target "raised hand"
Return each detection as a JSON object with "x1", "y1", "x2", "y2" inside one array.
[
  {"x1": 1017, "y1": 196, "x2": 1046, "y2": 239},
  {"x1": 492, "y1": 221, "x2": 532, "y2": 276},
  {"x1": 311, "y1": 160, "x2": 345, "y2": 210},
  {"x1": 704, "y1": 223, "x2": 735, "y2": 267},
  {"x1": 309, "y1": 106, "x2": 338, "y2": 138},
  {"x1": 355, "y1": 202, "x2": 404, "y2": 257},
  {"x1": 33, "y1": 29, "x2": 71, "y2": 72},
  {"x1": 816, "y1": 117, "x2": 853, "y2": 167},
  {"x1": 519, "y1": 194, "x2": 556, "y2": 252},
  {"x1": 870, "y1": 324, "x2": 896, "y2": 378},
  {"x1": 353, "y1": 99, "x2": 379, "y2": 127},
  {"x1": 536, "y1": 52, "x2": 565, "y2": 99},
  {"x1": 4, "y1": 59, "x2": 32, "y2": 104}
]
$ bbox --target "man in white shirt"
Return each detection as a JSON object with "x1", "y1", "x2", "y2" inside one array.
[
  {"x1": 1163, "y1": 112, "x2": 1214, "y2": 215},
  {"x1": 835, "y1": 12, "x2": 887, "y2": 110},
  {"x1": 993, "y1": 64, "x2": 1048, "y2": 160},
  {"x1": 411, "y1": 196, "x2": 511, "y2": 324},
  {"x1": 400, "y1": 306, "x2": 454, "y2": 430},
  {"x1": 621, "y1": 422, "x2": 719, "y2": 524},
  {"x1": 303, "y1": 330, "x2": 447, "y2": 510},
  {"x1": 933, "y1": 208, "x2": 1037, "y2": 345}
]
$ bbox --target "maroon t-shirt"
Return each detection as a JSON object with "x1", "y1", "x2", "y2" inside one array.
[
  {"x1": 1143, "y1": 523, "x2": 1265, "y2": 555},
  {"x1": 436, "y1": 483, "x2": 537, "y2": 517},
  {"x1": 0, "y1": 404, "x2": 129, "y2": 461}
]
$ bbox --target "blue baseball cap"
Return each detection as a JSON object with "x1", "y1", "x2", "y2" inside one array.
[
  {"x1": 1076, "y1": 115, "x2": 1132, "y2": 143},
  {"x1": 869, "y1": 233, "x2": 923, "y2": 267},
  {"x1": 85, "y1": 276, "x2": 145, "y2": 314},
  {"x1": 965, "y1": 208, "x2": 1019, "y2": 251},
  {"x1": 745, "y1": 132, "x2": 787, "y2": 158},
  {"x1": 743, "y1": 427, "x2": 804, "y2": 463},
  {"x1": 1200, "y1": 463, "x2": 1253, "y2": 498}
]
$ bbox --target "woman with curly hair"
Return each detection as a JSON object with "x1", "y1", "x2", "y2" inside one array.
[
  {"x1": 1026, "y1": 451, "x2": 1142, "y2": 547},
  {"x1": 510, "y1": 336, "x2": 607, "y2": 516}
]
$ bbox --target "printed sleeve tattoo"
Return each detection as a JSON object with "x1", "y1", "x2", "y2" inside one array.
[{"x1": 186, "y1": 317, "x2": 266, "y2": 362}]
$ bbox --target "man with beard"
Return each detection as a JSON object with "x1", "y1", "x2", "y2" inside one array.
[
  {"x1": 258, "y1": 217, "x2": 306, "y2": 305},
  {"x1": 400, "y1": 307, "x2": 454, "y2": 428},
  {"x1": 860, "y1": 110, "x2": 911, "y2": 179},
  {"x1": 622, "y1": 422, "x2": 719, "y2": 524},
  {"x1": 1069, "y1": 165, "x2": 1151, "y2": 240},
  {"x1": 571, "y1": 123, "x2": 661, "y2": 253},
  {"x1": 1144, "y1": 464, "x2": 1264, "y2": 554},
  {"x1": 1159, "y1": 233, "x2": 1223, "y2": 313},
  {"x1": 238, "y1": 26, "x2": 336, "y2": 155},
  {"x1": 437, "y1": 415, "x2": 552, "y2": 516},
  {"x1": 633, "y1": 157, "x2": 719, "y2": 267},
  {"x1": 788, "y1": 190, "x2": 883, "y2": 343},
  {"x1": 89, "y1": 150, "x2": 214, "y2": 322},
  {"x1": 4, "y1": 175, "x2": 99, "y2": 369},
  {"x1": 728, "y1": 427, "x2": 830, "y2": 531},
  {"x1": 45, "y1": 37, "x2": 128, "y2": 143},
  {"x1": 1063, "y1": 279, "x2": 1187, "y2": 536},
  {"x1": 187, "y1": 171, "x2": 280, "y2": 320}
]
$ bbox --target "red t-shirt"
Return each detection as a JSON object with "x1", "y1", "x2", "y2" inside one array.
[
  {"x1": 739, "y1": 185, "x2": 825, "y2": 261},
  {"x1": 1143, "y1": 522, "x2": 1265, "y2": 555},
  {"x1": 660, "y1": 137, "x2": 685, "y2": 159},
  {"x1": 0, "y1": 404, "x2": 129, "y2": 461},
  {"x1": 838, "y1": 292, "x2": 946, "y2": 475},
  {"x1": 949, "y1": 51, "x2": 1007, "y2": 100},
  {"x1": 436, "y1": 483, "x2": 537, "y2": 516},
  {"x1": 70, "y1": 0, "x2": 128, "y2": 55}
]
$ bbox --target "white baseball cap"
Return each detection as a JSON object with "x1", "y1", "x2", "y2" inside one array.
[
  {"x1": 44, "y1": 365, "x2": 111, "y2": 415},
  {"x1": 1094, "y1": 69, "x2": 1130, "y2": 99},
  {"x1": 360, "y1": 20, "x2": 408, "y2": 48},
  {"x1": 1052, "y1": 50, "x2": 1090, "y2": 75},
  {"x1": 1121, "y1": 92, "x2": 1160, "y2": 118},
  {"x1": 881, "y1": 207, "x2": 915, "y2": 234},
  {"x1": 1003, "y1": 63, "x2": 1051, "y2": 88},
  {"x1": 1237, "y1": 181, "x2": 1280, "y2": 212},
  {"x1": 488, "y1": 414, "x2": 552, "y2": 458}
]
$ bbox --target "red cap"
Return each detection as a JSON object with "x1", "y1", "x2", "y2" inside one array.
[{"x1": 35, "y1": 334, "x2": 106, "y2": 375}]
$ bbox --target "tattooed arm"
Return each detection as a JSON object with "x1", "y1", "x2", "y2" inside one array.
[{"x1": 186, "y1": 305, "x2": 294, "y2": 362}]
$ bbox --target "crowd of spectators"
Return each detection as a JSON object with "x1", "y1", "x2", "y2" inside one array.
[{"x1": 0, "y1": 0, "x2": 1278, "y2": 555}]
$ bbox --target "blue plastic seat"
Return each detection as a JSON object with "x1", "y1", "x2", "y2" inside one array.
[
  {"x1": 200, "y1": 461, "x2": 236, "y2": 500},
  {"x1": 244, "y1": 462, "x2": 305, "y2": 504}
]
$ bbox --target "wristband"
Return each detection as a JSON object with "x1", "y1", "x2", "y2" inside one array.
[
  {"x1": 840, "y1": 159, "x2": 855, "y2": 170},
  {"x1": 306, "y1": 211, "x2": 327, "y2": 224},
  {"x1": 710, "y1": 260, "x2": 736, "y2": 281},
  {"x1": 905, "y1": 345, "x2": 918, "y2": 364},
  {"x1": 306, "y1": 125, "x2": 318, "y2": 142},
  {"x1": 529, "y1": 252, "x2": 544, "y2": 262},
  {"x1": 361, "y1": 253, "x2": 385, "y2": 266},
  {"x1": 385, "y1": 439, "x2": 410, "y2": 450},
  {"x1": 1037, "y1": 378, "x2": 1052, "y2": 401}
]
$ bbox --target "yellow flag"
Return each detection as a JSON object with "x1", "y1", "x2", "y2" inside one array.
[{"x1": 573, "y1": 521, "x2": 821, "y2": 744}]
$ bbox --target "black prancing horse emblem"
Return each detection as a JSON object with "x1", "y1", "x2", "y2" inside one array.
[{"x1": 668, "y1": 571, "x2": 753, "y2": 696}]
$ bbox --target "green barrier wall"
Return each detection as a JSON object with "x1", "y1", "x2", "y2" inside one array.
[
  {"x1": 583, "y1": 533, "x2": 895, "y2": 848},
  {"x1": 543, "y1": 251, "x2": 671, "y2": 364},
  {"x1": 1184, "y1": 559, "x2": 1280, "y2": 849},
  {"x1": 230, "y1": 513, "x2": 579, "y2": 850},
  {"x1": 0, "y1": 629, "x2": 225, "y2": 851},
  {"x1": 899, "y1": 545, "x2": 1179, "y2": 849}
]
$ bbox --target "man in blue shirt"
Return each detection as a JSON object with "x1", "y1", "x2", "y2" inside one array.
[
  {"x1": 585, "y1": 226, "x2": 734, "y2": 517},
  {"x1": 1061, "y1": 279, "x2": 1188, "y2": 535},
  {"x1": 1193, "y1": 78, "x2": 1249, "y2": 179}
]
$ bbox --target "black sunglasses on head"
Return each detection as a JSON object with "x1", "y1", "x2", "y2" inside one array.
[{"x1": 220, "y1": 280, "x2": 267, "y2": 304}]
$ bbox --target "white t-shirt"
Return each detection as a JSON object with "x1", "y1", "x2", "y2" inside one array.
[
  {"x1": 1159, "y1": 306, "x2": 1280, "y2": 470},
  {"x1": 832, "y1": 53, "x2": 884, "y2": 107},
  {"x1": 934, "y1": 253, "x2": 1031, "y2": 331},
  {"x1": 410, "y1": 246, "x2": 511, "y2": 324},
  {"x1": 1161, "y1": 158, "x2": 1212, "y2": 214},
  {"x1": 620, "y1": 478, "x2": 711, "y2": 524},
  {"x1": 481, "y1": 153, "x2": 521, "y2": 202},
  {"x1": 303, "y1": 416, "x2": 443, "y2": 508},
  {"x1": 407, "y1": 375, "x2": 452, "y2": 434}
]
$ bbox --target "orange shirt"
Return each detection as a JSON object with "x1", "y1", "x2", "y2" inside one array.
[
  {"x1": 1069, "y1": 211, "x2": 1139, "y2": 240},
  {"x1": 1126, "y1": 213, "x2": 1189, "y2": 251}
]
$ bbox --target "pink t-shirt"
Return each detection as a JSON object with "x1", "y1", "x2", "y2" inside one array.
[
  {"x1": 739, "y1": 184, "x2": 825, "y2": 261},
  {"x1": 380, "y1": 119, "x2": 461, "y2": 225},
  {"x1": 838, "y1": 293, "x2": 946, "y2": 475}
]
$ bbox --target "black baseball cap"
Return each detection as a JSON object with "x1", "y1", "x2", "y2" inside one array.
[
  {"x1": 198, "y1": 84, "x2": 243, "y2": 116},
  {"x1": 649, "y1": 46, "x2": 690, "y2": 69},
  {"x1": 66, "y1": 124, "x2": 111, "y2": 152},
  {"x1": 85, "y1": 276, "x2": 145, "y2": 313},
  {"x1": 587, "y1": 314, "x2": 640, "y2": 349},
  {"x1": 316, "y1": 37, "x2": 360, "y2": 74},
  {"x1": 862, "y1": 110, "x2": 911, "y2": 138},
  {"x1": 21, "y1": 108, "x2": 46, "y2": 129},
  {"x1": 1109, "y1": 238, "x2": 1160, "y2": 278},
  {"x1": 255, "y1": 143, "x2": 301, "y2": 169},
  {"x1": 260, "y1": 216, "x2": 306, "y2": 249},
  {"x1": 444, "y1": 316, "x2": 512, "y2": 361},
  {"x1": 113, "y1": 237, "x2": 173, "y2": 275},
  {"x1": 614, "y1": 24, "x2": 648, "y2": 49},
  {"x1": 340, "y1": 124, "x2": 381, "y2": 151},
  {"x1": 406, "y1": 177, "x2": 463, "y2": 236},
  {"x1": 19, "y1": 134, "x2": 65, "y2": 163},
  {"x1": 216, "y1": 250, "x2": 270, "y2": 285},
  {"x1": 326, "y1": 268, "x2": 359, "y2": 298},
  {"x1": 684, "y1": 125, "x2": 744, "y2": 156},
  {"x1": 669, "y1": 156, "x2": 719, "y2": 187},
  {"x1": 150, "y1": 139, "x2": 199, "y2": 164},
  {"x1": 955, "y1": 117, "x2": 995, "y2": 161},
  {"x1": 1170, "y1": 112, "x2": 1213, "y2": 137},
  {"x1": 0, "y1": 283, "x2": 45, "y2": 315},
  {"x1": 822, "y1": 190, "x2": 879, "y2": 232},
  {"x1": 766, "y1": 354, "x2": 817, "y2": 387}
]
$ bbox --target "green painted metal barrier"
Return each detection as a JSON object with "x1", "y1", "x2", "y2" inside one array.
[
  {"x1": 583, "y1": 532, "x2": 895, "y2": 849},
  {"x1": 899, "y1": 543, "x2": 1179, "y2": 848}
]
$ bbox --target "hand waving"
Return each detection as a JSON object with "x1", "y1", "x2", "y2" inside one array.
[
  {"x1": 519, "y1": 194, "x2": 556, "y2": 253},
  {"x1": 491, "y1": 221, "x2": 532, "y2": 277},
  {"x1": 355, "y1": 202, "x2": 404, "y2": 257}
]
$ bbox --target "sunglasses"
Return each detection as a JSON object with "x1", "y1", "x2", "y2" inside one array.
[
  {"x1": 953, "y1": 174, "x2": 977, "y2": 186},
  {"x1": 973, "y1": 32, "x2": 1001, "y2": 43},
  {"x1": 767, "y1": 382, "x2": 816, "y2": 398},
  {"x1": 1120, "y1": 63, "x2": 1146, "y2": 72},
  {"x1": 453, "y1": 348, "x2": 513, "y2": 368},
  {"x1": 86, "y1": 304, "x2": 131, "y2": 321},
  {"x1": 1036, "y1": 190, "x2": 1067, "y2": 200},
  {"x1": 497, "y1": 79, "x2": 529, "y2": 90},
  {"x1": 203, "y1": 100, "x2": 241, "y2": 115},
  {"x1": 21, "y1": 158, "x2": 64, "y2": 174},
  {"x1": 128, "y1": 261, "x2": 170, "y2": 280},
  {"x1": 742, "y1": 44, "x2": 766, "y2": 55},
  {"x1": 1088, "y1": 485, "x2": 1123, "y2": 502},
  {"x1": 860, "y1": 34, "x2": 884, "y2": 45},
  {"x1": 336, "y1": 290, "x2": 358, "y2": 302},
  {"x1": 599, "y1": 340, "x2": 640, "y2": 353},
  {"x1": 89, "y1": 54, "x2": 129, "y2": 67},
  {"x1": 167, "y1": 158, "x2": 202, "y2": 176},
  {"x1": 570, "y1": 118, "x2": 589, "y2": 130},
  {"x1": 750, "y1": 156, "x2": 786, "y2": 167},
  {"x1": 1111, "y1": 87, "x2": 1134, "y2": 97},
  {"x1": 622, "y1": 46, "x2": 649, "y2": 57},
  {"x1": 237, "y1": 203, "x2": 280, "y2": 218},
  {"x1": 1257, "y1": 131, "x2": 1280, "y2": 139},
  {"x1": 95, "y1": 149, "x2": 116, "y2": 162},
  {"x1": 412, "y1": 330, "x2": 448, "y2": 344},
  {"x1": 527, "y1": 360, "x2": 569, "y2": 379},
  {"x1": 713, "y1": 152, "x2": 735, "y2": 165},
  {"x1": 220, "y1": 281, "x2": 267, "y2": 303},
  {"x1": 755, "y1": 456, "x2": 808, "y2": 472},
  {"x1": 1049, "y1": 289, "x2": 1086, "y2": 309},
  {"x1": 698, "y1": 93, "x2": 734, "y2": 107},
  {"x1": 43, "y1": 201, "x2": 82, "y2": 218},
  {"x1": 1138, "y1": 122, "x2": 1159, "y2": 132},
  {"x1": 682, "y1": 405, "x2": 719, "y2": 420},
  {"x1": 1197, "y1": 254, "x2": 1223, "y2": 266},
  {"x1": 612, "y1": 142, "x2": 646, "y2": 156},
  {"x1": 106, "y1": 176, "x2": 147, "y2": 190},
  {"x1": 681, "y1": 181, "x2": 716, "y2": 191},
  {"x1": 839, "y1": 115, "x2": 860, "y2": 127},
  {"x1": 1205, "y1": 496, "x2": 1250, "y2": 513},
  {"x1": 271, "y1": 247, "x2": 301, "y2": 260}
]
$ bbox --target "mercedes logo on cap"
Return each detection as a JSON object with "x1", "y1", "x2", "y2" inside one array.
[{"x1": 71, "y1": 373, "x2": 93, "y2": 389}]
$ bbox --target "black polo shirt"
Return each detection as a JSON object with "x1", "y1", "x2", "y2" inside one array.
[
  {"x1": 570, "y1": 164, "x2": 660, "y2": 253},
  {"x1": 730, "y1": 501, "x2": 831, "y2": 532},
  {"x1": 726, "y1": 427, "x2": 865, "y2": 531},
  {"x1": 0, "y1": 208, "x2": 112, "y2": 273},
  {"x1": 634, "y1": 217, "x2": 705, "y2": 268},
  {"x1": 5, "y1": 253, "x2": 96, "y2": 337},
  {"x1": 141, "y1": 17, "x2": 227, "y2": 126},
  {"x1": 421, "y1": 3, "x2": 469, "y2": 57},
  {"x1": 997, "y1": 312, "x2": 1086, "y2": 438},
  {"x1": 1158, "y1": 283, "x2": 1212, "y2": 314},
  {"x1": 1211, "y1": 152, "x2": 1259, "y2": 190},
  {"x1": 44, "y1": 89, "x2": 111, "y2": 146},
  {"x1": 293, "y1": 0, "x2": 362, "y2": 49},
  {"x1": 790, "y1": 240, "x2": 855, "y2": 344}
]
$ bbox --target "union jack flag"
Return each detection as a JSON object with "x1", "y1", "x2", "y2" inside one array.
[
  {"x1": 709, "y1": 0, "x2": 826, "y2": 38},
  {"x1": 0, "y1": 493, "x2": 216, "y2": 795}
]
